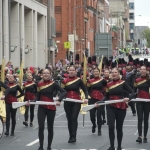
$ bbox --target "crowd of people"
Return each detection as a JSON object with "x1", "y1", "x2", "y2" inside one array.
[{"x1": 0, "y1": 54, "x2": 150, "y2": 150}]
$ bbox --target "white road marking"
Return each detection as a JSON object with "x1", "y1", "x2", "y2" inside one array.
[
  {"x1": 55, "y1": 112, "x2": 65, "y2": 118},
  {"x1": 26, "y1": 139, "x2": 39, "y2": 146},
  {"x1": 134, "y1": 130, "x2": 138, "y2": 135}
]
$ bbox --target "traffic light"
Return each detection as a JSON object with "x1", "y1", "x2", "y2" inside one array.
[
  {"x1": 85, "y1": 48, "x2": 89, "y2": 57},
  {"x1": 138, "y1": 39, "x2": 140, "y2": 44}
]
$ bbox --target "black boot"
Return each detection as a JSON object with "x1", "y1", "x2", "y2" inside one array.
[
  {"x1": 47, "y1": 147, "x2": 51, "y2": 150},
  {"x1": 30, "y1": 122, "x2": 33, "y2": 127},
  {"x1": 23, "y1": 121, "x2": 28, "y2": 127},
  {"x1": 5, "y1": 131, "x2": 9, "y2": 136},
  {"x1": 143, "y1": 137, "x2": 147, "y2": 143},
  {"x1": 117, "y1": 147, "x2": 122, "y2": 150},
  {"x1": 68, "y1": 136, "x2": 73, "y2": 143},
  {"x1": 38, "y1": 147, "x2": 44, "y2": 150},
  {"x1": 107, "y1": 147, "x2": 115, "y2": 150},
  {"x1": 136, "y1": 137, "x2": 142, "y2": 143},
  {"x1": 10, "y1": 132, "x2": 14, "y2": 136},
  {"x1": 98, "y1": 130, "x2": 102, "y2": 136},
  {"x1": 72, "y1": 135, "x2": 76, "y2": 143},
  {"x1": 92, "y1": 124, "x2": 96, "y2": 133},
  {"x1": 102, "y1": 119, "x2": 106, "y2": 125}
]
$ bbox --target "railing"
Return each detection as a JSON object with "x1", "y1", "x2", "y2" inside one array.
[{"x1": 35, "y1": 0, "x2": 48, "y2": 6}]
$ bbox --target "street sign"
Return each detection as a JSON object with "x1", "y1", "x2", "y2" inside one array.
[
  {"x1": 64, "y1": 42, "x2": 71, "y2": 49},
  {"x1": 68, "y1": 34, "x2": 74, "y2": 52}
]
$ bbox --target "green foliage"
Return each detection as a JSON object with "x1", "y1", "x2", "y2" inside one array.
[
  {"x1": 142, "y1": 29, "x2": 150, "y2": 47},
  {"x1": 112, "y1": 25, "x2": 118, "y2": 32}
]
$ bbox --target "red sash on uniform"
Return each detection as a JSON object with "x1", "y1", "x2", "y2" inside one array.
[
  {"x1": 40, "y1": 95, "x2": 56, "y2": 110},
  {"x1": 109, "y1": 95, "x2": 128, "y2": 109},
  {"x1": 137, "y1": 90, "x2": 150, "y2": 99},
  {"x1": 5, "y1": 95, "x2": 17, "y2": 104},
  {"x1": 91, "y1": 90, "x2": 104, "y2": 100},
  {"x1": 25, "y1": 92, "x2": 35, "y2": 101},
  {"x1": 66, "y1": 91, "x2": 81, "y2": 100}
]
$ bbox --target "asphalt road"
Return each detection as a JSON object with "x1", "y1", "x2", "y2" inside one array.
[{"x1": 0, "y1": 104, "x2": 150, "y2": 150}]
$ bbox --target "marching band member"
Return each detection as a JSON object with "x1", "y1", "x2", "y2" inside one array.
[
  {"x1": 23, "y1": 72, "x2": 37, "y2": 127},
  {"x1": 36, "y1": 69, "x2": 66, "y2": 150},
  {"x1": 125, "y1": 65, "x2": 136, "y2": 116},
  {"x1": 5, "y1": 74, "x2": 24, "y2": 136},
  {"x1": 97, "y1": 68, "x2": 135, "y2": 150},
  {"x1": 134, "y1": 66, "x2": 150, "y2": 143},
  {"x1": 102, "y1": 69, "x2": 111, "y2": 124},
  {"x1": 87, "y1": 68, "x2": 107, "y2": 135},
  {"x1": 61, "y1": 66, "x2": 88, "y2": 143}
]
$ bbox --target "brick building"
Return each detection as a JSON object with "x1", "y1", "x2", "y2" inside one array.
[{"x1": 55, "y1": 0, "x2": 97, "y2": 64}]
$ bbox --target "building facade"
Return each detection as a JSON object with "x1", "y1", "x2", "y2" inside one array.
[
  {"x1": 55, "y1": 0, "x2": 98, "y2": 64},
  {"x1": 134, "y1": 26, "x2": 149, "y2": 49},
  {"x1": 129, "y1": 0, "x2": 135, "y2": 40},
  {"x1": 109, "y1": 0, "x2": 130, "y2": 49},
  {"x1": 0, "y1": 0, "x2": 55, "y2": 68}
]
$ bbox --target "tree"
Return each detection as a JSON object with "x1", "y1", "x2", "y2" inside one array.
[{"x1": 142, "y1": 29, "x2": 150, "y2": 47}]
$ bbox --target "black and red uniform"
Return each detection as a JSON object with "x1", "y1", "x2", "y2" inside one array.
[
  {"x1": 36, "y1": 80, "x2": 66, "y2": 150},
  {"x1": 97, "y1": 79, "x2": 135, "y2": 150},
  {"x1": 134, "y1": 76, "x2": 150, "y2": 143},
  {"x1": 88, "y1": 77, "x2": 107, "y2": 135},
  {"x1": 102, "y1": 77, "x2": 111, "y2": 124},
  {"x1": 5, "y1": 83, "x2": 24, "y2": 136},
  {"x1": 23, "y1": 81, "x2": 37, "y2": 126},
  {"x1": 62, "y1": 76, "x2": 88, "y2": 142}
]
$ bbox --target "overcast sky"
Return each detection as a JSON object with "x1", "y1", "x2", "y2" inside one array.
[{"x1": 135, "y1": 0, "x2": 150, "y2": 27}]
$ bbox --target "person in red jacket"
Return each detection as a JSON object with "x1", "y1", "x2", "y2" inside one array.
[
  {"x1": 5, "y1": 74, "x2": 24, "y2": 136},
  {"x1": 87, "y1": 68, "x2": 107, "y2": 135},
  {"x1": 97, "y1": 68, "x2": 135, "y2": 150},
  {"x1": 23, "y1": 73, "x2": 37, "y2": 127},
  {"x1": 62, "y1": 66, "x2": 88, "y2": 143},
  {"x1": 134, "y1": 66, "x2": 150, "y2": 143},
  {"x1": 36, "y1": 69, "x2": 66, "y2": 150}
]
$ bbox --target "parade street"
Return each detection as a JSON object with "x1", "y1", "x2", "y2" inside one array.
[{"x1": 0, "y1": 104, "x2": 150, "y2": 150}]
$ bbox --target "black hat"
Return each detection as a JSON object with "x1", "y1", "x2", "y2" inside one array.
[
  {"x1": 75, "y1": 54, "x2": 79, "y2": 64},
  {"x1": 88, "y1": 57, "x2": 92, "y2": 67},
  {"x1": 70, "y1": 62, "x2": 74, "y2": 66},
  {"x1": 128, "y1": 54, "x2": 133, "y2": 65},
  {"x1": 92, "y1": 56, "x2": 97, "y2": 65},
  {"x1": 118, "y1": 58, "x2": 122, "y2": 67},
  {"x1": 111, "y1": 60, "x2": 117, "y2": 68},
  {"x1": 144, "y1": 58, "x2": 148, "y2": 65}
]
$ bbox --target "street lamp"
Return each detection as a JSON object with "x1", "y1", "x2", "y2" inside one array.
[{"x1": 73, "y1": 6, "x2": 86, "y2": 62}]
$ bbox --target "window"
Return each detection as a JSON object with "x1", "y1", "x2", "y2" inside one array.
[
  {"x1": 130, "y1": 23, "x2": 134, "y2": 29},
  {"x1": 129, "y1": 13, "x2": 134, "y2": 20},
  {"x1": 56, "y1": 33, "x2": 62, "y2": 37},
  {"x1": 55, "y1": 6, "x2": 62, "y2": 14},
  {"x1": 130, "y1": 33, "x2": 134, "y2": 40},
  {"x1": 129, "y1": 3, "x2": 134, "y2": 9}
]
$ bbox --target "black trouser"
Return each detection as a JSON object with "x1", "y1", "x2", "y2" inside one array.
[
  {"x1": 107, "y1": 105, "x2": 126, "y2": 148},
  {"x1": 102, "y1": 105, "x2": 106, "y2": 120},
  {"x1": 136, "y1": 102, "x2": 150, "y2": 137},
  {"x1": 64, "y1": 101, "x2": 81, "y2": 137},
  {"x1": 38, "y1": 106, "x2": 55, "y2": 148},
  {"x1": 6, "y1": 103, "x2": 17, "y2": 133},
  {"x1": 24, "y1": 105, "x2": 35, "y2": 122},
  {"x1": 128, "y1": 101, "x2": 136, "y2": 114},
  {"x1": 89, "y1": 98, "x2": 104, "y2": 131}
]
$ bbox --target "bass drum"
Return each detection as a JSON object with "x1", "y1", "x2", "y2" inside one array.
[{"x1": 0, "y1": 116, "x2": 4, "y2": 139}]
